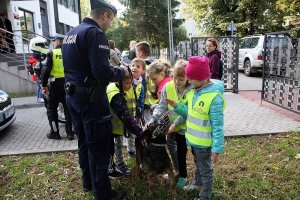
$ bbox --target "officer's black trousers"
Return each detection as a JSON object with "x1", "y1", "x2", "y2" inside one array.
[
  {"x1": 66, "y1": 92, "x2": 113, "y2": 200},
  {"x1": 47, "y1": 78, "x2": 72, "y2": 134}
]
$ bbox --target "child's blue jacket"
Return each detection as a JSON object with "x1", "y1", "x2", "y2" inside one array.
[{"x1": 174, "y1": 80, "x2": 225, "y2": 154}]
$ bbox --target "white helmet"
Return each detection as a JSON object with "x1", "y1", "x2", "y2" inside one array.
[{"x1": 29, "y1": 37, "x2": 48, "y2": 54}]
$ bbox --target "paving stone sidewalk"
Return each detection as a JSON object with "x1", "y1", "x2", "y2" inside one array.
[{"x1": 0, "y1": 93, "x2": 299, "y2": 155}]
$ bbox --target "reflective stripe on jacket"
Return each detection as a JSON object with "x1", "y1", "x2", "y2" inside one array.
[{"x1": 185, "y1": 91, "x2": 224, "y2": 147}]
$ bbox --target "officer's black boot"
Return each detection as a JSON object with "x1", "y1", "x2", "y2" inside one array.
[
  {"x1": 47, "y1": 121, "x2": 61, "y2": 140},
  {"x1": 67, "y1": 131, "x2": 75, "y2": 140},
  {"x1": 47, "y1": 131, "x2": 61, "y2": 140},
  {"x1": 109, "y1": 190, "x2": 125, "y2": 200},
  {"x1": 65, "y1": 121, "x2": 75, "y2": 140}
]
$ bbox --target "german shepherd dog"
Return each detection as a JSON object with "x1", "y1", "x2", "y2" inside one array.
[{"x1": 134, "y1": 114, "x2": 176, "y2": 198}]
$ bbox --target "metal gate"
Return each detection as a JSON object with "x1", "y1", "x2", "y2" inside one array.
[
  {"x1": 263, "y1": 31, "x2": 300, "y2": 114},
  {"x1": 177, "y1": 37, "x2": 239, "y2": 93}
]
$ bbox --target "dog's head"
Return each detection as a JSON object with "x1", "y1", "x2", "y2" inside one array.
[{"x1": 142, "y1": 115, "x2": 172, "y2": 145}]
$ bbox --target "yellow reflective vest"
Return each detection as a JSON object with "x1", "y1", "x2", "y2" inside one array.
[
  {"x1": 144, "y1": 64, "x2": 159, "y2": 106},
  {"x1": 50, "y1": 48, "x2": 64, "y2": 78},
  {"x1": 185, "y1": 92, "x2": 225, "y2": 147},
  {"x1": 165, "y1": 80, "x2": 191, "y2": 132},
  {"x1": 107, "y1": 83, "x2": 142, "y2": 135}
]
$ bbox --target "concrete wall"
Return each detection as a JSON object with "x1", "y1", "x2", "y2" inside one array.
[{"x1": 0, "y1": 63, "x2": 35, "y2": 93}]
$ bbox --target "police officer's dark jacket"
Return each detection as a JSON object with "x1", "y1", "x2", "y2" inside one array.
[
  {"x1": 62, "y1": 18, "x2": 124, "y2": 87},
  {"x1": 62, "y1": 18, "x2": 125, "y2": 122}
]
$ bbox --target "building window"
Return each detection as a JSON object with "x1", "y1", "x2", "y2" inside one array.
[
  {"x1": 40, "y1": 7, "x2": 46, "y2": 16},
  {"x1": 58, "y1": 0, "x2": 77, "y2": 13},
  {"x1": 58, "y1": 22, "x2": 64, "y2": 34},
  {"x1": 19, "y1": 9, "x2": 35, "y2": 40},
  {"x1": 63, "y1": 0, "x2": 68, "y2": 7},
  {"x1": 68, "y1": 0, "x2": 76, "y2": 12}
]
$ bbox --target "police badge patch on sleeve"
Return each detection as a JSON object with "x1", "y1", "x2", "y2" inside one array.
[{"x1": 99, "y1": 45, "x2": 109, "y2": 50}]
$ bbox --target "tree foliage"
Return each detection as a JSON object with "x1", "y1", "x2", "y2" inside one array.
[
  {"x1": 80, "y1": 0, "x2": 91, "y2": 19},
  {"x1": 79, "y1": 0, "x2": 188, "y2": 50},
  {"x1": 107, "y1": 0, "x2": 187, "y2": 50},
  {"x1": 181, "y1": 0, "x2": 300, "y2": 36}
]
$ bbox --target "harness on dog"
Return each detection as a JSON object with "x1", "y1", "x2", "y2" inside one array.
[{"x1": 146, "y1": 111, "x2": 179, "y2": 146}]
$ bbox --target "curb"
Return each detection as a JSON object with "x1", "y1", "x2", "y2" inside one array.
[{"x1": 15, "y1": 103, "x2": 45, "y2": 109}]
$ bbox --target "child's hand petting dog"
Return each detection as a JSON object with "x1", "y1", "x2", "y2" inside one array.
[
  {"x1": 164, "y1": 98, "x2": 177, "y2": 108},
  {"x1": 168, "y1": 123, "x2": 176, "y2": 134}
]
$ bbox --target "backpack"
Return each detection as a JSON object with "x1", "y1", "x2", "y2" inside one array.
[{"x1": 218, "y1": 60, "x2": 224, "y2": 80}]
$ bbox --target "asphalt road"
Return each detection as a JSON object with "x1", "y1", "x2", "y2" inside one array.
[{"x1": 238, "y1": 70, "x2": 263, "y2": 91}]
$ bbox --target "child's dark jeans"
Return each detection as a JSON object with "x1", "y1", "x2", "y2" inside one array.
[{"x1": 192, "y1": 147, "x2": 213, "y2": 200}]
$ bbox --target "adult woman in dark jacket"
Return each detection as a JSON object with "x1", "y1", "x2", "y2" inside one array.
[{"x1": 206, "y1": 38, "x2": 222, "y2": 80}]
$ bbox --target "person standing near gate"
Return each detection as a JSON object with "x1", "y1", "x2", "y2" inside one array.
[
  {"x1": 206, "y1": 38, "x2": 222, "y2": 80},
  {"x1": 61, "y1": 0, "x2": 129, "y2": 199},
  {"x1": 41, "y1": 35, "x2": 74, "y2": 141}
]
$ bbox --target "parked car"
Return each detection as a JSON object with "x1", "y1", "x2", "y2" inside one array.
[
  {"x1": 239, "y1": 35, "x2": 264, "y2": 76},
  {"x1": 0, "y1": 90, "x2": 16, "y2": 131},
  {"x1": 239, "y1": 35, "x2": 293, "y2": 76},
  {"x1": 121, "y1": 50, "x2": 129, "y2": 58}
]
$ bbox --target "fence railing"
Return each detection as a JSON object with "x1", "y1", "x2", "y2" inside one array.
[
  {"x1": 184, "y1": 37, "x2": 239, "y2": 93},
  {"x1": 0, "y1": 27, "x2": 30, "y2": 67},
  {"x1": 262, "y1": 31, "x2": 300, "y2": 114}
]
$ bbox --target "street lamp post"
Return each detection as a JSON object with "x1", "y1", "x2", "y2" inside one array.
[{"x1": 167, "y1": 0, "x2": 174, "y2": 63}]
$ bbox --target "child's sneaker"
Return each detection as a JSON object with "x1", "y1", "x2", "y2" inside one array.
[
  {"x1": 183, "y1": 179, "x2": 200, "y2": 191},
  {"x1": 116, "y1": 162, "x2": 132, "y2": 176},
  {"x1": 176, "y1": 177, "x2": 187, "y2": 189},
  {"x1": 108, "y1": 166, "x2": 123, "y2": 179}
]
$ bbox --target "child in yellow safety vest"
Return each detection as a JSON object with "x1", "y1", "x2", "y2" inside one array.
[
  {"x1": 135, "y1": 41, "x2": 156, "y2": 122},
  {"x1": 165, "y1": 56, "x2": 225, "y2": 199},
  {"x1": 126, "y1": 58, "x2": 146, "y2": 158},
  {"x1": 106, "y1": 75, "x2": 143, "y2": 177},
  {"x1": 147, "y1": 59, "x2": 193, "y2": 189}
]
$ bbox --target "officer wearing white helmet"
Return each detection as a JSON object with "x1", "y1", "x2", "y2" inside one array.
[
  {"x1": 29, "y1": 37, "x2": 48, "y2": 103},
  {"x1": 29, "y1": 37, "x2": 48, "y2": 67},
  {"x1": 62, "y1": 0, "x2": 129, "y2": 199},
  {"x1": 41, "y1": 34, "x2": 74, "y2": 141}
]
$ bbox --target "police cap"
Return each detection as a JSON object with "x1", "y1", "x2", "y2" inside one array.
[
  {"x1": 91, "y1": 0, "x2": 117, "y2": 15},
  {"x1": 53, "y1": 34, "x2": 64, "y2": 41}
]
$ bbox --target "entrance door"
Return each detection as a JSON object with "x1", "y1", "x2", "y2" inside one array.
[{"x1": 39, "y1": 0, "x2": 49, "y2": 37}]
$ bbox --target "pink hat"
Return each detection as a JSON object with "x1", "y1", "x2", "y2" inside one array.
[{"x1": 185, "y1": 56, "x2": 210, "y2": 80}]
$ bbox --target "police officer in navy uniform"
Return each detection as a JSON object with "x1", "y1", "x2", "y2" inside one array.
[
  {"x1": 61, "y1": 1, "x2": 128, "y2": 199},
  {"x1": 41, "y1": 35, "x2": 74, "y2": 141}
]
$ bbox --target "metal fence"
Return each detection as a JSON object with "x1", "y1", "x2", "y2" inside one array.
[
  {"x1": 262, "y1": 31, "x2": 300, "y2": 114},
  {"x1": 188, "y1": 37, "x2": 239, "y2": 93},
  {"x1": 151, "y1": 47, "x2": 171, "y2": 61},
  {"x1": 176, "y1": 41, "x2": 192, "y2": 60}
]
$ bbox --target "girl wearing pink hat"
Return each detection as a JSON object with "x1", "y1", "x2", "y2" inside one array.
[{"x1": 165, "y1": 56, "x2": 226, "y2": 200}]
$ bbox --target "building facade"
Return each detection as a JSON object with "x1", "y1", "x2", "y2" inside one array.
[{"x1": 0, "y1": 0, "x2": 81, "y2": 53}]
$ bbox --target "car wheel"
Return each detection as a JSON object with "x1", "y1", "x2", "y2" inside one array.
[
  {"x1": 244, "y1": 60, "x2": 252, "y2": 77},
  {"x1": 57, "y1": 103, "x2": 66, "y2": 124}
]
